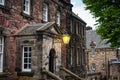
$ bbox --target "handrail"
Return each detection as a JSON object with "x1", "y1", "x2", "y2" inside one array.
[
  {"x1": 42, "y1": 69, "x2": 63, "y2": 80},
  {"x1": 60, "y1": 66, "x2": 86, "y2": 80}
]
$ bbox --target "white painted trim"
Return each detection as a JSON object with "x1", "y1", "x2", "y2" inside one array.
[
  {"x1": 22, "y1": 46, "x2": 31, "y2": 72},
  {"x1": 56, "y1": 11, "x2": 60, "y2": 26},
  {"x1": 42, "y1": 3, "x2": 48, "y2": 22},
  {"x1": 0, "y1": 37, "x2": 4, "y2": 72},
  {"x1": 23, "y1": 0, "x2": 30, "y2": 15}
]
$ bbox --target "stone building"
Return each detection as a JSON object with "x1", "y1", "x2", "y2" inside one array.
[
  {"x1": 0, "y1": 0, "x2": 86, "y2": 80},
  {"x1": 86, "y1": 29, "x2": 120, "y2": 80}
]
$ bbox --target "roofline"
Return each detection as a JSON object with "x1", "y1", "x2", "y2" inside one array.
[{"x1": 71, "y1": 12, "x2": 87, "y2": 25}]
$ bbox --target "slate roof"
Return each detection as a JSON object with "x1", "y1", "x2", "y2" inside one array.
[
  {"x1": 86, "y1": 30, "x2": 111, "y2": 49},
  {"x1": 16, "y1": 22, "x2": 58, "y2": 36}
]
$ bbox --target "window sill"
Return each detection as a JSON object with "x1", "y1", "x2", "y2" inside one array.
[
  {"x1": 0, "y1": 72, "x2": 8, "y2": 77},
  {"x1": 0, "y1": 5, "x2": 10, "y2": 11},
  {"x1": 21, "y1": 12, "x2": 34, "y2": 20},
  {"x1": 17, "y1": 72, "x2": 34, "y2": 77}
]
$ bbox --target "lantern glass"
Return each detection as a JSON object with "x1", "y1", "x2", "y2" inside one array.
[{"x1": 62, "y1": 35, "x2": 70, "y2": 44}]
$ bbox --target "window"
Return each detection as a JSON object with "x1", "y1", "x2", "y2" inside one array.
[
  {"x1": 91, "y1": 63, "x2": 96, "y2": 70},
  {"x1": 22, "y1": 46, "x2": 31, "y2": 72},
  {"x1": 76, "y1": 48, "x2": 79, "y2": 65},
  {"x1": 0, "y1": 0, "x2": 4, "y2": 5},
  {"x1": 23, "y1": 0, "x2": 30, "y2": 15},
  {"x1": 0, "y1": 37, "x2": 4, "y2": 72},
  {"x1": 91, "y1": 48, "x2": 95, "y2": 55},
  {"x1": 42, "y1": 3, "x2": 48, "y2": 22},
  {"x1": 70, "y1": 47, "x2": 74, "y2": 65},
  {"x1": 101, "y1": 63, "x2": 105, "y2": 70},
  {"x1": 56, "y1": 11, "x2": 60, "y2": 26}
]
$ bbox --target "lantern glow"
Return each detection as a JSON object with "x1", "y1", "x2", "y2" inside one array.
[{"x1": 62, "y1": 35, "x2": 70, "y2": 44}]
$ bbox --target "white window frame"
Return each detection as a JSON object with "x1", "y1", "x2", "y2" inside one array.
[
  {"x1": 22, "y1": 46, "x2": 32, "y2": 72},
  {"x1": 42, "y1": 3, "x2": 48, "y2": 22},
  {"x1": 0, "y1": 0, "x2": 4, "y2": 5},
  {"x1": 56, "y1": 11, "x2": 60, "y2": 26},
  {"x1": 23, "y1": 0, "x2": 30, "y2": 15},
  {"x1": 0, "y1": 37, "x2": 4, "y2": 72}
]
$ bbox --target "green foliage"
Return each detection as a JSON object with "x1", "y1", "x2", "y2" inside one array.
[{"x1": 83, "y1": 0, "x2": 120, "y2": 48}]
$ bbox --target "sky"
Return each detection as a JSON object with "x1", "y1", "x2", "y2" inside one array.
[{"x1": 71, "y1": 0, "x2": 96, "y2": 30}]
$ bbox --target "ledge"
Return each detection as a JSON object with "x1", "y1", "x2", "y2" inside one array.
[
  {"x1": 17, "y1": 72, "x2": 34, "y2": 77},
  {"x1": 21, "y1": 12, "x2": 34, "y2": 20},
  {"x1": 0, "y1": 5, "x2": 10, "y2": 11},
  {"x1": 0, "y1": 72, "x2": 8, "y2": 77}
]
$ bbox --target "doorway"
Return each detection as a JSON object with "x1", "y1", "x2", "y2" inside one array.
[{"x1": 49, "y1": 48, "x2": 56, "y2": 73}]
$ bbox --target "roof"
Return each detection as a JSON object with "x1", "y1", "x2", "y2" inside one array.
[
  {"x1": 15, "y1": 22, "x2": 62, "y2": 36},
  {"x1": 86, "y1": 30, "x2": 111, "y2": 49},
  {"x1": 72, "y1": 12, "x2": 87, "y2": 25}
]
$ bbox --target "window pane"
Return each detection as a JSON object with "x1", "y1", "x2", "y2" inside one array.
[
  {"x1": 29, "y1": 64, "x2": 31, "y2": 68},
  {"x1": 56, "y1": 11, "x2": 60, "y2": 26},
  {"x1": 42, "y1": 3, "x2": 48, "y2": 22},
  {"x1": 23, "y1": 46, "x2": 32, "y2": 71},
  {"x1": 0, "y1": 55, "x2": 1, "y2": 69},
  {"x1": 24, "y1": 58, "x2": 28, "y2": 63},
  {"x1": 23, "y1": 0, "x2": 30, "y2": 14},
  {"x1": 0, "y1": 45, "x2": 2, "y2": 52},
  {"x1": 24, "y1": 53, "x2": 27, "y2": 57},
  {"x1": 24, "y1": 64, "x2": 27, "y2": 69},
  {"x1": 0, "y1": 0, "x2": 4, "y2": 5},
  {"x1": 29, "y1": 58, "x2": 31, "y2": 63}
]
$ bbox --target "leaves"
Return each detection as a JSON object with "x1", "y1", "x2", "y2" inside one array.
[{"x1": 83, "y1": 0, "x2": 120, "y2": 48}]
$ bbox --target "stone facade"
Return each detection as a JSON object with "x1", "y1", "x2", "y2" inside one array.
[
  {"x1": 0, "y1": 0, "x2": 86, "y2": 80},
  {"x1": 86, "y1": 30, "x2": 120, "y2": 80}
]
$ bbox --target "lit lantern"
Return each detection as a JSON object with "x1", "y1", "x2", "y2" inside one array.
[{"x1": 62, "y1": 34, "x2": 70, "y2": 44}]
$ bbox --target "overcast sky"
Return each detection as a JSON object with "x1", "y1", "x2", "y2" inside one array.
[{"x1": 71, "y1": 0, "x2": 96, "y2": 30}]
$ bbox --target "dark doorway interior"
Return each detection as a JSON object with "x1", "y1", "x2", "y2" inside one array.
[{"x1": 49, "y1": 48, "x2": 56, "y2": 73}]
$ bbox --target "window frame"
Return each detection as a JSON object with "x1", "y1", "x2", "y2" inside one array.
[
  {"x1": 70, "y1": 47, "x2": 74, "y2": 65},
  {"x1": 91, "y1": 47, "x2": 95, "y2": 55},
  {"x1": 76, "y1": 48, "x2": 79, "y2": 65},
  {"x1": 42, "y1": 3, "x2": 48, "y2": 22},
  {"x1": 22, "y1": 46, "x2": 32, "y2": 72},
  {"x1": 0, "y1": 36, "x2": 4, "y2": 72},
  {"x1": 0, "y1": 0, "x2": 4, "y2": 5},
  {"x1": 56, "y1": 11, "x2": 61, "y2": 26},
  {"x1": 23, "y1": 0, "x2": 31, "y2": 15}
]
